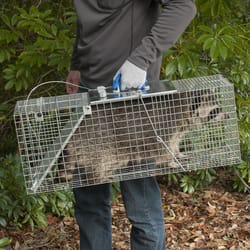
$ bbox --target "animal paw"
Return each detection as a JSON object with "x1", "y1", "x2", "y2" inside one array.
[
  {"x1": 176, "y1": 152, "x2": 190, "y2": 159},
  {"x1": 168, "y1": 161, "x2": 179, "y2": 168}
]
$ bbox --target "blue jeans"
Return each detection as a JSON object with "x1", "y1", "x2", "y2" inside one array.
[{"x1": 73, "y1": 177, "x2": 166, "y2": 250}]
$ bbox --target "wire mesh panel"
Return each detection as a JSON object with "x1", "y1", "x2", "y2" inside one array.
[{"x1": 14, "y1": 75, "x2": 241, "y2": 194}]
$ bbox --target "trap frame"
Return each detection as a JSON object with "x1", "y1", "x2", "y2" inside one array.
[{"x1": 14, "y1": 75, "x2": 241, "y2": 194}]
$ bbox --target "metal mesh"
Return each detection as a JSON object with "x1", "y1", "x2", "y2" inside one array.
[{"x1": 14, "y1": 75, "x2": 241, "y2": 194}]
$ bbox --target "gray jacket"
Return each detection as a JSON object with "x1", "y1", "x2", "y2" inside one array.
[{"x1": 71, "y1": 0, "x2": 196, "y2": 88}]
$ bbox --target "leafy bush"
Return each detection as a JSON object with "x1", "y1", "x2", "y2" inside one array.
[
  {"x1": 0, "y1": 154, "x2": 74, "y2": 230},
  {"x1": 0, "y1": 4, "x2": 76, "y2": 155},
  {"x1": 161, "y1": 0, "x2": 250, "y2": 193},
  {"x1": 0, "y1": 5, "x2": 76, "y2": 92}
]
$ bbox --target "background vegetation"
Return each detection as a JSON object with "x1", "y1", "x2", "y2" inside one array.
[{"x1": 0, "y1": 0, "x2": 249, "y2": 232}]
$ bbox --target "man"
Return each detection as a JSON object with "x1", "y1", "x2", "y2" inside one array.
[{"x1": 66, "y1": 1, "x2": 196, "y2": 249}]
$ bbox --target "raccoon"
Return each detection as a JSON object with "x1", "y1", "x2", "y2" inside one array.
[{"x1": 55, "y1": 89, "x2": 228, "y2": 184}]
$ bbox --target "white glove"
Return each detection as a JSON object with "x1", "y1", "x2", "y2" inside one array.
[{"x1": 114, "y1": 60, "x2": 147, "y2": 90}]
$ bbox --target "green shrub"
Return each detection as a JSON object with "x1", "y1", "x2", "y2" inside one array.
[
  {"x1": 0, "y1": 154, "x2": 74, "y2": 230},
  {"x1": 0, "y1": 4, "x2": 76, "y2": 155},
  {"x1": 162, "y1": 0, "x2": 250, "y2": 193},
  {"x1": 0, "y1": 5, "x2": 76, "y2": 92}
]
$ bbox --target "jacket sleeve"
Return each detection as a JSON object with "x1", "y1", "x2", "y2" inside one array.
[
  {"x1": 70, "y1": 21, "x2": 81, "y2": 71},
  {"x1": 128, "y1": 0, "x2": 197, "y2": 70}
]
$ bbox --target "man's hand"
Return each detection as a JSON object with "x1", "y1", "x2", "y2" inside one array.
[
  {"x1": 66, "y1": 70, "x2": 81, "y2": 94},
  {"x1": 114, "y1": 60, "x2": 147, "y2": 90}
]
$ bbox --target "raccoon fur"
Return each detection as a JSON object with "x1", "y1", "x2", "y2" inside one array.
[{"x1": 56, "y1": 89, "x2": 228, "y2": 184}]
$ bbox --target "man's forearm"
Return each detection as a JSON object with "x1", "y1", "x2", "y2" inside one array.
[{"x1": 128, "y1": 0, "x2": 196, "y2": 70}]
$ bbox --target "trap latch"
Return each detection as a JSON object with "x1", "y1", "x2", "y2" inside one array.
[
  {"x1": 82, "y1": 105, "x2": 92, "y2": 116},
  {"x1": 34, "y1": 97, "x2": 45, "y2": 122}
]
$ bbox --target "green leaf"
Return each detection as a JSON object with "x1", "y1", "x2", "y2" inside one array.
[
  {"x1": 15, "y1": 82, "x2": 21, "y2": 92},
  {"x1": 188, "y1": 185, "x2": 195, "y2": 194},
  {"x1": 16, "y1": 67, "x2": 25, "y2": 78},
  {"x1": 4, "y1": 80, "x2": 15, "y2": 90},
  {"x1": 221, "y1": 35, "x2": 234, "y2": 49},
  {"x1": 165, "y1": 61, "x2": 177, "y2": 76},
  {"x1": 198, "y1": 25, "x2": 213, "y2": 33},
  {"x1": 22, "y1": 214, "x2": 30, "y2": 224},
  {"x1": 16, "y1": 20, "x2": 31, "y2": 29},
  {"x1": 203, "y1": 37, "x2": 214, "y2": 50},
  {"x1": 51, "y1": 24, "x2": 58, "y2": 36},
  {"x1": 11, "y1": 14, "x2": 19, "y2": 26},
  {"x1": 55, "y1": 191, "x2": 66, "y2": 201},
  {"x1": 34, "y1": 211, "x2": 47, "y2": 227},
  {"x1": 0, "y1": 51, "x2": 5, "y2": 63},
  {"x1": 183, "y1": 185, "x2": 188, "y2": 193},
  {"x1": 37, "y1": 29, "x2": 54, "y2": 38},
  {"x1": 218, "y1": 41, "x2": 228, "y2": 60},
  {"x1": 177, "y1": 56, "x2": 186, "y2": 77},
  {"x1": 210, "y1": 40, "x2": 220, "y2": 60},
  {"x1": 0, "y1": 217, "x2": 7, "y2": 227},
  {"x1": 1, "y1": 15, "x2": 11, "y2": 27},
  {"x1": 29, "y1": 218, "x2": 35, "y2": 231},
  {"x1": 197, "y1": 34, "x2": 212, "y2": 44},
  {"x1": 0, "y1": 237, "x2": 11, "y2": 247}
]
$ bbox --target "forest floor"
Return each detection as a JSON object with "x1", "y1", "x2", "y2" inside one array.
[{"x1": 1, "y1": 169, "x2": 250, "y2": 250}]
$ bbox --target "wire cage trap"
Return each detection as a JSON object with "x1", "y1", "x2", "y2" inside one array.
[{"x1": 14, "y1": 75, "x2": 241, "y2": 194}]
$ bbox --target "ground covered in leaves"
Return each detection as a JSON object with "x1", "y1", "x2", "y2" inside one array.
[{"x1": 1, "y1": 171, "x2": 250, "y2": 250}]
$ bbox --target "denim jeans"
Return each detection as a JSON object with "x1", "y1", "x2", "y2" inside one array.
[{"x1": 73, "y1": 177, "x2": 166, "y2": 250}]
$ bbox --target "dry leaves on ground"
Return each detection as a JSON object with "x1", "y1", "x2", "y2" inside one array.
[{"x1": 1, "y1": 171, "x2": 250, "y2": 250}]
